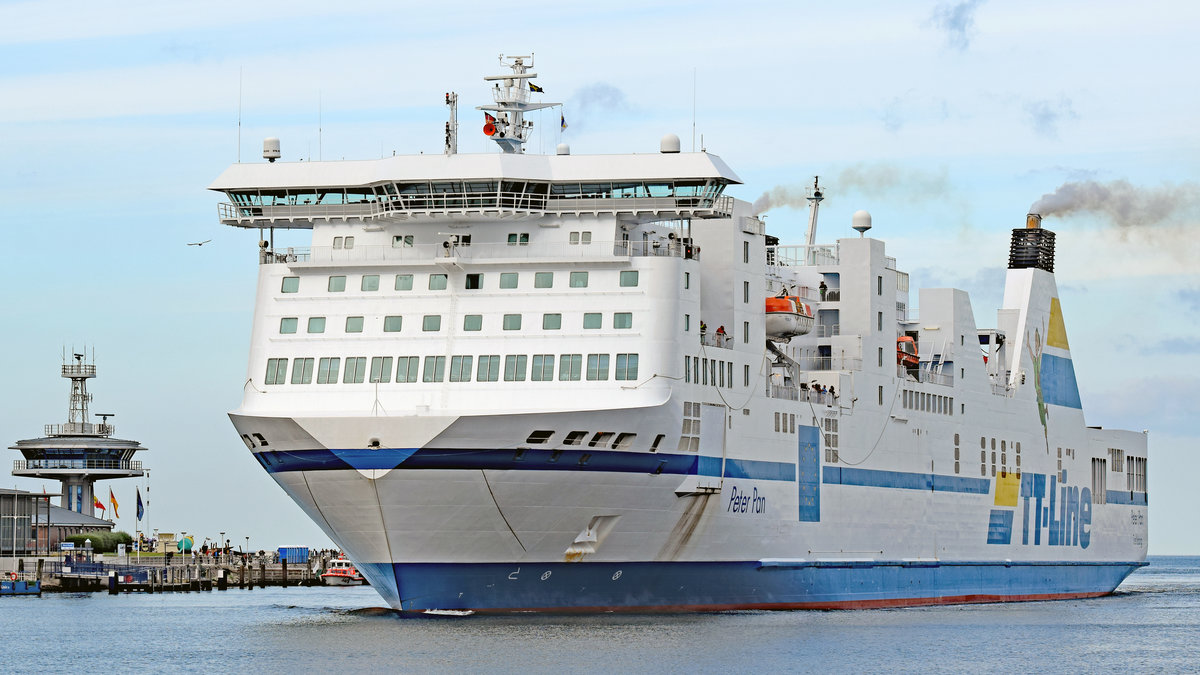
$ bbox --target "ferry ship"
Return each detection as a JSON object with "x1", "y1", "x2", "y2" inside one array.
[{"x1": 210, "y1": 56, "x2": 1148, "y2": 612}]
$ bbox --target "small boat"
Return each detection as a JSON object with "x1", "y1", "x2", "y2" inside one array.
[
  {"x1": 321, "y1": 558, "x2": 365, "y2": 586},
  {"x1": 1, "y1": 573, "x2": 41, "y2": 596},
  {"x1": 765, "y1": 294, "x2": 815, "y2": 341}
]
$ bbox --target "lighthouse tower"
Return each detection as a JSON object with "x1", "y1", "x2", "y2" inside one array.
[{"x1": 10, "y1": 353, "x2": 147, "y2": 517}]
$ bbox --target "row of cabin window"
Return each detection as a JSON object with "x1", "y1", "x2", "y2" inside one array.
[
  {"x1": 902, "y1": 390, "x2": 954, "y2": 416},
  {"x1": 263, "y1": 353, "x2": 640, "y2": 385},
  {"x1": 683, "y1": 355, "x2": 735, "y2": 389},
  {"x1": 281, "y1": 270, "x2": 639, "y2": 294},
  {"x1": 280, "y1": 312, "x2": 635, "y2": 334},
  {"x1": 389, "y1": 232, "x2": 591, "y2": 248}
]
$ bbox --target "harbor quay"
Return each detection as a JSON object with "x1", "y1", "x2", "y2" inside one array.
[{"x1": 0, "y1": 547, "x2": 355, "y2": 595}]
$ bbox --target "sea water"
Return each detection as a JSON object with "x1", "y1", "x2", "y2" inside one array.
[{"x1": 3, "y1": 556, "x2": 1197, "y2": 673}]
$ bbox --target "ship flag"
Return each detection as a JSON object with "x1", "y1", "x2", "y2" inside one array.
[
  {"x1": 561, "y1": 112, "x2": 567, "y2": 131},
  {"x1": 93, "y1": 495, "x2": 105, "y2": 512},
  {"x1": 529, "y1": 82, "x2": 544, "y2": 93},
  {"x1": 136, "y1": 487, "x2": 144, "y2": 521},
  {"x1": 109, "y1": 488, "x2": 119, "y2": 519},
  {"x1": 484, "y1": 112, "x2": 496, "y2": 123}
]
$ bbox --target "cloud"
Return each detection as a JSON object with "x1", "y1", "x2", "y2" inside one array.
[
  {"x1": 1177, "y1": 288, "x2": 1200, "y2": 313},
  {"x1": 927, "y1": 0, "x2": 986, "y2": 51},
  {"x1": 1024, "y1": 97, "x2": 1079, "y2": 139},
  {"x1": 1148, "y1": 337, "x2": 1200, "y2": 354}
]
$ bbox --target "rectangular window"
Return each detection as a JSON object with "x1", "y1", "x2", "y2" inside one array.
[
  {"x1": 370, "y1": 356, "x2": 392, "y2": 383},
  {"x1": 719, "y1": 361, "x2": 725, "y2": 388},
  {"x1": 291, "y1": 358, "x2": 314, "y2": 384},
  {"x1": 543, "y1": 313, "x2": 562, "y2": 330},
  {"x1": 264, "y1": 358, "x2": 288, "y2": 385},
  {"x1": 507, "y1": 233, "x2": 529, "y2": 246},
  {"x1": 422, "y1": 356, "x2": 446, "y2": 382},
  {"x1": 504, "y1": 355, "x2": 528, "y2": 381},
  {"x1": 743, "y1": 281, "x2": 750, "y2": 303},
  {"x1": 558, "y1": 354, "x2": 582, "y2": 381},
  {"x1": 531, "y1": 354, "x2": 554, "y2": 381},
  {"x1": 684, "y1": 272, "x2": 690, "y2": 289},
  {"x1": 743, "y1": 241, "x2": 749, "y2": 263},
  {"x1": 317, "y1": 357, "x2": 340, "y2": 384},
  {"x1": 728, "y1": 362, "x2": 733, "y2": 389},
  {"x1": 878, "y1": 347, "x2": 884, "y2": 367},
  {"x1": 422, "y1": 315, "x2": 441, "y2": 332},
  {"x1": 878, "y1": 385, "x2": 884, "y2": 405},
  {"x1": 343, "y1": 357, "x2": 367, "y2": 383},
  {"x1": 345, "y1": 316, "x2": 364, "y2": 333},
  {"x1": 583, "y1": 313, "x2": 602, "y2": 329},
  {"x1": 477, "y1": 355, "x2": 501, "y2": 382},
  {"x1": 281, "y1": 277, "x2": 299, "y2": 293},
  {"x1": 395, "y1": 274, "x2": 413, "y2": 291},
  {"x1": 878, "y1": 311, "x2": 883, "y2": 331},
  {"x1": 463, "y1": 315, "x2": 483, "y2": 331},
  {"x1": 684, "y1": 314, "x2": 690, "y2": 331},
  {"x1": 613, "y1": 312, "x2": 633, "y2": 329},
  {"x1": 569, "y1": 271, "x2": 589, "y2": 288},
  {"x1": 361, "y1": 275, "x2": 380, "y2": 292},
  {"x1": 743, "y1": 321, "x2": 749, "y2": 343},
  {"x1": 744, "y1": 364, "x2": 750, "y2": 387},
  {"x1": 465, "y1": 273, "x2": 483, "y2": 290},
  {"x1": 586, "y1": 354, "x2": 610, "y2": 380},
  {"x1": 503, "y1": 314, "x2": 522, "y2": 330},
  {"x1": 500, "y1": 272, "x2": 518, "y2": 289},
  {"x1": 307, "y1": 317, "x2": 326, "y2": 334},
  {"x1": 280, "y1": 317, "x2": 298, "y2": 334},
  {"x1": 534, "y1": 272, "x2": 553, "y2": 288},
  {"x1": 685, "y1": 356, "x2": 691, "y2": 383},
  {"x1": 384, "y1": 316, "x2": 403, "y2": 332},
  {"x1": 395, "y1": 357, "x2": 419, "y2": 383},
  {"x1": 449, "y1": 355, "x2": 473, "y2": 382},
  {"x1": 619, "y1": 270, "x2": 639, "y2": 287},
  {"x1": 332, "y1": 236, "x2": 343, "y2": 249},
  {"x1": 328, "y1": 276, "x2": 346, "y2": 292},
  {"x1": 392, "y1": 234, "x2": 413, "y2": 248},
  {"x1": 429, "y1": 274, "x2": 448, "y2": 290},
  {"x1": 615, "y1": 353, "x2": 639, "y2": 380},
  {"x1": 877, "y1": 275, "x2": 883, "y2": 296},
  {"x1": 702, "y1": 358, "x2": 708, "y2": 385}
]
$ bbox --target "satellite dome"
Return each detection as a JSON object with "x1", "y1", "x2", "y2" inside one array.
[
  {"x1": 263, "y1": 137, "x2": 281, "y2": 163},
  {"x1": 852, "y1": 210, "x2": 872, "y2": 235},
  {"x1": 556, "y1": 143, "x2": 571, "y2": 155},
  {"x1": 660, "y1": 133, "x2": 681, "y2": 153}
]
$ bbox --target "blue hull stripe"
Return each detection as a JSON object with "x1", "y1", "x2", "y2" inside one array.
[
  {"x1": 1106, "y1": 490, "x2": 1148, "y2": 505},
  {"x1": 254, "y1": 445, "x2": 797, "y2": 481},
  {"x1": 356, "y1": 559, "x2": 1145, "y2": 612},
  {"x1": 823, "y1": 467, "x2": 990, "y2": 494}
]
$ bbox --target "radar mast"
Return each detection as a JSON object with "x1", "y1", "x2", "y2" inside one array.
[{"x1": 477, "y1": 54, "x2": 560, "y2": 154}]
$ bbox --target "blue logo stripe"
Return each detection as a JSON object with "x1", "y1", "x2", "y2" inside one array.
[{"x1": 823, "y1": 467, "x2": 990, "y2": 494}]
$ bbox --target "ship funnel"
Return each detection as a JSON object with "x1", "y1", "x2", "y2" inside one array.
[{"x1": 1009, "y1": 213, "x2": 1055, "y2": 273}]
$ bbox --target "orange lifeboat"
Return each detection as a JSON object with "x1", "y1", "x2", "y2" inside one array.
[
  {"x1": 765, "y1": 295, "x2": 814, "y2": 341},
  {"x1": 897, "y1": 336, "x2": 919, "y2": 368}
]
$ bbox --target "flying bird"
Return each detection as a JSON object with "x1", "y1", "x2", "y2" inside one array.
[{"x1": 188, "y1": 239, "x2": 212, "y2": 247}]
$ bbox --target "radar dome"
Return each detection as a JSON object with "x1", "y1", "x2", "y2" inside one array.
[
  {"x1": 660, "y1": 133, "x2": 681, "y2": 153},
  {"x1": 556, "y1": 143, "x2": 571, "y2": 155},
  {"x1": 263, "y1": 137, "x2": 281, "y2": 163},
  {"x1": 852, "y1": 210, "x2": 872, "y2": 235}
]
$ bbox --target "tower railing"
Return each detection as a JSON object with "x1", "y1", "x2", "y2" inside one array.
[
  {"x1": 14, "y1": 459, "x2": 142, "y2": 472},
  {"x1": 44, "y1": 422, "x2": 114, "y2": 437}
]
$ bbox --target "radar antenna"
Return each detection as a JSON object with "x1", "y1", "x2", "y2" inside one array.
[
  {"x1": 805, "y1": 176, "x2": 823, "y2": 247},
  {"x1": 476, "y1": 54, "x2": 560, "y2": 154}
]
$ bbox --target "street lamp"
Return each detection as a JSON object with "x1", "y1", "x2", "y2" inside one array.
[{"x1": 219, "y1": 531, "x2": 225, "y2": 560}]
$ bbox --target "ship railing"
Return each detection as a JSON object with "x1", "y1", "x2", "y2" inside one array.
[
  {"x1": 813, "y1": 324, "x2": 840, "y2": 338},
  {"x1": 14, "y1": 459, "x2": 142, "y2": 472},
  {"x1": 43, "y1": 422, "x2": 114, "y2": 437},
  {"x1": 916, "y1": 368, "x2": 955, "y2": 387},
  {"x1": 768, "y1": 384, "x2": 838, "y2": 405},
  {"x1": 765, "y1": 383, "x2": 799, "y2": 401},
  {"x1": 220, "y1": 193, "x2": 733, "y2": 225},
  {"x1": 699, "y1": 333, "x2": 733, "y2": 349},
  {"x1": 795, "y1": 355, "x2": 862, "y2": 372},
  {"x1": 61, "y1": 364, "x2": 95, "y2": 378},
  {"x1": 820, "y1": 288, "x2": 842, "y2": 302},
  {"x1": 769, "y1": 244, "x2": 840, "y2": 267},
  {"x1": 260, "y1": 240, "x2": 701, "y2": 266}
]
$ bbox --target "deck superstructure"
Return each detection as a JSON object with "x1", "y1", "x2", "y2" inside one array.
[{"x1": 211, "y1": 59, "x2": 1147, "y2": 612}]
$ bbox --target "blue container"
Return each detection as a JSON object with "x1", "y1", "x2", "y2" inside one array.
[{"x1": 277, "y1": 546, "x2": 308, "y2": 564}]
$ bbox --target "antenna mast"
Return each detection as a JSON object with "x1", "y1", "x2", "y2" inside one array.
[
  {"x1": 805, "y1": 176, "x2": 824, "y2": 247},
  {"x1": 477, "y1": 54, "x2": 559, "y2": 154},
  {"x1": 445, "y1": 92, "x2": 458, "y2": 155}
]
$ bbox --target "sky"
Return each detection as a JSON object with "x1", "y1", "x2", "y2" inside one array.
[{"x1": 0, "y1": 0, "x2": 1196, "y2": 554}]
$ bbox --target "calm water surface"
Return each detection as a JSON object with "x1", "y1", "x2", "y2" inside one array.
[{"x1": 3, "y1": 556, "x2": 1197, "y2": 673}]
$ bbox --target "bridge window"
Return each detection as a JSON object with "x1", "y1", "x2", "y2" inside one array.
[
  {"x1": 428, "y1": 274, "x2": 448, "y2": 290},
  {"x1": 384, "y1": 316, "x2": 403, "y2": 332},
  {"x1": 290, "y1": 358, "x2": 313, "y2": 384},
  {"x1": 279, "y1": 318, "x2": 298, "y2": 334},
  {"x1": 620, "y1": 271, "x2": 639, "y2": 287},
  {"x1": 345, "y1": 316, "x2": 364, "y2": 333},
  {"x1": 370, "y1": 357, "x2": 392, "y2": 383},
  {"x1": 316, "y1": 357, "x2": 340, "y2": 384},
  {"x1": 343, "y1": 357, "x2": 367, "y2": 384},
  {"x1": 422, "y1": 315, "x2": 441, "y2": 332},
  {"x1": 500, "y1": 272, "x2": 518, "y2": 289},
  {"x1": 465, "y1": 273, "x2": 483, "y2": 290},
  {"x1": 526, "y1": 430, "x2": 554, "y2": 444},
  {"x1": 504, "y1": 355, "x2": 527, "y2": 381},
  {"x1": 449, "y1": 356, "x2": 473, "y2": 382},
  {"x1": 570, "y1": 271, "x2": 589, "y2": 288},
  {"x1": 477, "y1": 355, "x2": 501, "y2": 382},
  {"x1": 615, "y1": 354, "x2": 639, "y2": 380},
  {"x1": 264, "y1": 359, "x2": 288, "y2": 385},
  {"x1": 395, "y1": 274, "x2": 413, "y2": 291},
  {"x1": 535, "y1": 272, "x2": 554, "y2": 288},
  {"x1": 503, "y1": 314, "x2": 522, "y2": 330},
  {"x1": 392, "y1": 235, "x2": 414, "y2": 248},
  {"x1": 543, "y1": 313, "x2": 562, "y2": 330},
  {"x1": 328, "y1": 276, "x2": 346, "y2": 292},
  {"x1": 583, "y1": 313, "x2": 602, "y2": 329},
  {"x1": 559, "y1": 354, "x2": 583, "y2": 381},
  {"x1": 587, "y1": 354, "x2": 610, "y2": 381},
  {"x1": 507, "y1": 233, "x2": 529, "y2": 246},
  {"x1": 361, "y1": 275, "x2": 379, "y2": 292},
  {"x1": 422, "y1": 356, "x2": 446, "y2": 382},
  {"x1": 614, "y1": 313, "x2": 632, "y2": 329},
  {"x1": 395, "y1": 357, "x2": 419, "y2": 383},
  {"x1": 531, "y1": 354, "x2": 554, "y2": 381},
  {"x1": 307, "y1": 317, "x2": 326, "y2": 334},
  {"x1": 463, "y1": 315, "x2": 483, "y2": 331},
  {"x1": 281, "y1": 277, "x2": 299, "y2": 293}
]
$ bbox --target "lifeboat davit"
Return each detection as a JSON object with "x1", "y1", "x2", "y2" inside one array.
[{"x1": 765, "y1": 295, "x2": 814, "y2": 341}]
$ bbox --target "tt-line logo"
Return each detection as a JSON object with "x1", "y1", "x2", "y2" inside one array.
[{"x1": 988, "y1": 472, "x2": 1093, "y2": 548}]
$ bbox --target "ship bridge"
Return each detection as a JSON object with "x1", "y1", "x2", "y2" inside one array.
[{"x1": 209, "y1": 152, "x2": 739, "y2": 228}]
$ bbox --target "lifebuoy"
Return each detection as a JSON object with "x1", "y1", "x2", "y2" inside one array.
[{"x1": 8, "y1": 572, "x2": 16, "y2": 581}]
